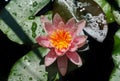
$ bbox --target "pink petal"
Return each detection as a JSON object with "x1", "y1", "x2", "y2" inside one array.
[
  {"x1": 55, "y1": 48, "x2": 67, "y2": 56},
  {"x1": 36, "y1": 36, "x2": 51, "y2": 47},
  {"x1": 53, "y1": 13, "x2": 63, "y2": 27},
  {"x1": 57, "y1": 21, "x2": 65, "y2": 30},
  {"x1": 65, "y1": 18, "x2": 77, "y2": 36},
  {"x1": 66, "y1": 18, "x2": 76, "y2": 30},
  {"x1": 44, "y1": 22, "x2": 55, "y2": 34},
  {"x1": 57, "y1": 55, "x2": 68, "y2": 76},
  {"x1": 77, "y1": 41, "x2": 86, "y2": 48},
  {"x1": 69, "y1": 43, "x2": 78, "y2": 52},
  {"x1": 74, "y1": 35, "x2": 87, "y2": 45},
  {"x1": 40, "y1": 15, "x2": 50, "y2": 24},
  {"x1": 76, "y1": 36, "x2": 87, "y2": 48},
  {"x1": 45, "y1": 49, "x2": 57, "y2": 66},
  {"x1": 76, "y1": 20, "x2": 86, "y2": 36},
  {"x1": 66, "y1": 51, "x2": 82, "y2": 66},
  {"x1": 69, "y1": 35, "x2": 87, "y2": 52}
]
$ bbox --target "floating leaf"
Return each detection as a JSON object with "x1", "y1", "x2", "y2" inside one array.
[
  {"x1": 109, "y1": 1, "x2": 120, "y2": 80},
  {"x1": 8, "y1": 48, "x2": 50, "y2": 81},
  {"x1": 115, "y1": 0, "x2": 120, "y2": 7},
  {"x1": 113, "y1": 10, "x2": 120, "y2": 25},
  {"x1": 110, "y1": 29, "x2": 120, "y2": 81},
  {"x1": 0, "y1": 0, "x2": 51, "y2": 44}
]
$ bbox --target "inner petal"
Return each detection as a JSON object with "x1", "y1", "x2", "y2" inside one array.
[{"x1": 49, "y1": 29, "x2": 72, "y2": 53}]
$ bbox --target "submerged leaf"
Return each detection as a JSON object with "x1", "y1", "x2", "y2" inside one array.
[{"x1": 94, "y1": 0, "x2": 115, "y2": 23}]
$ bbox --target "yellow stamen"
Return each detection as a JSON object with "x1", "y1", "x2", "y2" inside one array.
[{"x1": 50, "y1": 29, "x2": 72, "y2": 50}]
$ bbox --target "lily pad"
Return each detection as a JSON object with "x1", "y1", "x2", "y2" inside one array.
[
  {"x1": 110, "y1": 29, "x2": 120, "y2": 81},
  {"x1": 115, "y1": 0, "x2": 120, "y2": 7},
  {"x1": 8, "y1": 47, "x2": 49, "y2": 81},
  {"x1": 113, "y1": 10, "x2": 120, "y2": 25},
  {"x1": 0, "y1": 0, "x2": 51, "y2": 44}
]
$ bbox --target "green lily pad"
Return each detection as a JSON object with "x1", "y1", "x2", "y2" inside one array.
[
  {"x1": 110, "y1": 0, "x2": 120, "y2": 77},
  {"x1": 115, "y1": 0, "x2": 120, "y2": 7},
  {"x1": 110, "y1": 29, "x2": 120, "y2": 81},
  {"x1": 8, "y1": 47, "x2": 50, "y2": 81},
  {"x1": 0, "y1": 0, "x2": 51, "y2": 44},
  {"x1": 113, "y1": 10, "x2": 120, "y2": 25}
]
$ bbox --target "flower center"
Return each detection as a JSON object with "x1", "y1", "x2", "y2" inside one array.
[{"x1": 50, "y1": 29, "x2": 72, "y2": 50}]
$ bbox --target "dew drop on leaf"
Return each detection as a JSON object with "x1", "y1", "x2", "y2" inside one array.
[
  {"x1": 31, "y1": 22, "x2": 37, "y2": 38},
  {"x1": 33, "y1": 1, "x2": 38, "y2": 7},
  {"x1": 32, "y1": 32, "x2": 37, "y2": 38},
  {"x1": 28, "y1": 15, "x2": 35, "y2": 20},
  {"x1": 12, "y1": 12, "x2": 17, "y2": 16},
  {"x1": 31, "y1": 22, "x2": 37, "y2": 32},
  {"x1": 29, "y1": 77, "x2": 33, "y2": 80}
]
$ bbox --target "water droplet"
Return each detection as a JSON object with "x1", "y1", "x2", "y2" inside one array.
[
  {"x1": 7, "y1": 7, "x2": 11, "y2": 10},
  {"x1": 31, "y1": 22, "x2": 37, "y2": 38},
  {"x1": 43, "y1": 74, "x2": 46, "y2": 77},
  {"x1": 33, "y1": 1, "x2": 38, "y2": 7},
  {"x1": 42, "y1": 29, "x2": 45, "y2": 33},
  {"x1": 29, "y1": 10, "x2": 33, "y2": 13},
  {"x1": 32, "y1": 32, "x2": 36, "y2": 38},
  {"x1": 31, "y1": 22, "x2": 37, "y2": 32},
  {"x1": 29, "y1": 77, "x2": 33, "y2": 80},
  {"x1": 12, "y1": 12, "x2": 17, "y2": 16},
  {"x1": 13, "y1": 73, "x2": 16, "y2": 76},
  {"x1": 24, "y1": 56, "x2": 27, "y2": 61},
  {"x1": 5, "y1": 0, "x2": 8, "y2": 2},
  {"x1": 28, "y1": 15, "x2": 35, "y2": 20},
  {"x1": 19, "y1": 77, "x2": 22, "y2": 80},
  {"x1": 39, "y1": 70, "x2": 42, "y2": 72},
  {"x1": 23, "y1": 57, "x2": 31, "y2": 65},
  {"x1": 24, "y1": 66, "x2": 26, "y2": 69},
  {"x1": 18, "y1": 5, "x2": 22, "y2": 8}
]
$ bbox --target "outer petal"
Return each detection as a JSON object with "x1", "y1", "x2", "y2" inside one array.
[
  {"x1": 45, "y1": 49, "x2": 57, "y2": 66},
  {"x1": 53, "y1": 13, "x2": 63, "y2": 27},
  {"x1": 65, "y1": 18, "x2": 77, "y2": 37},
  {"x1": 36, "y1": 36, "x2": 51, "y2": 47},
  {"x1": 40, "y1": 15, "x2": 50, "y2": 24},
  {"x1": 69, "y1": 43, "x2": 78, "y2": 52},
  {"x1": 66, "y1": 51, "x2": 82, "y2": 66},
  {"x1": 76, "y1": 20, "x2": 86, "y2": 36},
  {"x1": 73, "y1": 35, "x2": 87, "y2": 45},
  {"x1": 57, "y1": 21, "x2": 65, "y2": 30},
  {"x1": 57, "y1": 55, "x2": 68, "y2": 76},
  {"x1": 44, "y1": 22, "x2": 55, "y2": 34},
  {"x1": 77, "y1": 41, "x2": 86, "y2": 48},
  {"x1": 69, "y1": 35, "x2": 87, "y2": 52},
  {"x1": 66, "y1": 18, "x2": 76, "y2": 30}
]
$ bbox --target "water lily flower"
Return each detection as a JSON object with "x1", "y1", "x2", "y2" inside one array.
[{"x1": 36, "y1": 13, "x2": 87, "y2": 76}]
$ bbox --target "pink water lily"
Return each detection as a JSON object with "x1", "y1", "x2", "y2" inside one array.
[{"x1": 36, "y1": 13, "x2": 87, "y2": 76}]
